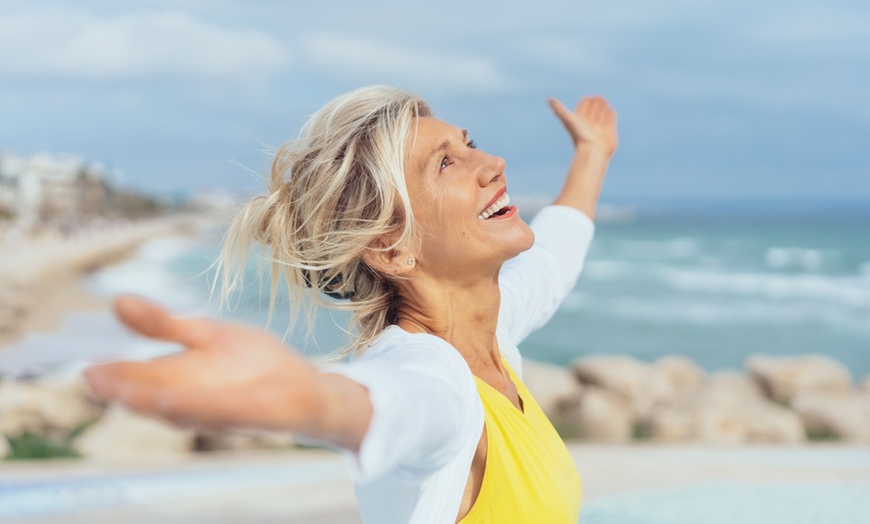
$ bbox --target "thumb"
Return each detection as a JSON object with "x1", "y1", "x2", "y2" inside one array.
[
  {"x1": 113, "y1": 295, "x2": 214, "y2": 347},
  {"x1": 548, "y1": 97, "x2": 573, "y2": 127}
]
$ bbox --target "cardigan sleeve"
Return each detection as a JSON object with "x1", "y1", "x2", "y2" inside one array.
[
  {"x1": 320, "y1": 331, "x2": 481, "y2": 485},
  {"x1": 497, "y1": 205, "x2": 595, "y2": 347}
]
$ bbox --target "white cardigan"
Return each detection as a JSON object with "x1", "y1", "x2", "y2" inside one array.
[{"x1": 325, "y1": 206, "x2": 595, "y2": 523}]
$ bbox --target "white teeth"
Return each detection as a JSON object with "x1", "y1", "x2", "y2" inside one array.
[{"x1": 478, "y1": 193, "x2": 511, "y2": 220}]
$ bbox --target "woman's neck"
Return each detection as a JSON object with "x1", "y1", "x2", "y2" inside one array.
[{"x1": 394, "y1": 275, "x2": 502, "y2": 369}]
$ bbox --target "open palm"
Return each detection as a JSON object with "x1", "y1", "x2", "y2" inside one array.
[
  {"x1": 549, "y1": 95, "x2": 618, "y2": 156},
  {"x1": 85, "y1": 296, "x2": 323, "y2": 431}
]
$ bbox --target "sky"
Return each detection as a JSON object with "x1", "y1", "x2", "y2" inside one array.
[{"x1": 1, "y1": 0, "x2": 868, "y2": 208}]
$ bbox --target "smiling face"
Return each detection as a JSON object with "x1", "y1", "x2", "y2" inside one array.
[{"x1": 402, "y1": 116, "x2": 534, "y2": 281}]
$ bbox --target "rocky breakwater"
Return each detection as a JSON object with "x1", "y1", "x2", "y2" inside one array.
[
  {"x1": 523, "y1": 353, "x2": 870, "y2": 443},
  {"x1": 0, "y1": 373, "x2": 296, "y2": 460}
]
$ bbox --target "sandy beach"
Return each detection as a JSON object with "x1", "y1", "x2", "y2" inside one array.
[{"x1": 0, "y1": 216, "x2": 204, "y2": 364}]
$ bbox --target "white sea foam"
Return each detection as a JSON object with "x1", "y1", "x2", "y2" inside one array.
[
  {"x1": 764, "y1": 246, "x2": 836, "y2": 271},
  {"x1": 86, "y1": 236, "x2": 210, "y2": 313},
  {"x1": 0, "y1": 235, "x2": 208, "y2": 378},
  {"x1": 583, "y1": 260, "x2": 870, "y2": 309},
  {"x1": 560, "y1": 292, "x2": 870, "y2": 333}
]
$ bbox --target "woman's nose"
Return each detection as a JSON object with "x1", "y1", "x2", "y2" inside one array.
[{"x1": 477, "y1": 152, "x2": 506, "y2": 187}]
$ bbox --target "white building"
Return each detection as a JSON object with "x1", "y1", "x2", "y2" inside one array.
[{"x1": 0, "y1": 153, "x2": 109, "y2": 230}]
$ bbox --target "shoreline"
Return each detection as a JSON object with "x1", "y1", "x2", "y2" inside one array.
[{"x1": 0, "y1": 215, "x2": 205, "y2": 351}]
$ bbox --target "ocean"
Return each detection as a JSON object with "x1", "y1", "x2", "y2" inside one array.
[
  {"x1": 4, "y1": 203, "x2": 866, "y2": 380},
  {"x1": 148, "y1": 204, "x2": 870, "y2": 380}
]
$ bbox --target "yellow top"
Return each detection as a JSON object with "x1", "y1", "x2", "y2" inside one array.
[{"x1": 459, "y1": 357, "x2": 583, "y2": 523}]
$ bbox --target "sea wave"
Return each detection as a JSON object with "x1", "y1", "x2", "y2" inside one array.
[
  {"x1": 595, "y1": 237, "x2": 703, "y2": 261},
  {"x1": 764, "y1": 246, "x2": 839, "y2": 272},
  {"x1": 582, "y1": 260, "x2": 870, "y2": 309},
  {"x1": 559, "y1": 292, "x2": 870, "y2": 333},
  {"x1": 86, "y1": 236, "x2": 209, "y2": 313}
]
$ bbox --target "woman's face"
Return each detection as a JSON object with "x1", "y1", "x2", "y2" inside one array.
[{"x1": 403, "y1": 116, "x2": 534, "y2": 280}]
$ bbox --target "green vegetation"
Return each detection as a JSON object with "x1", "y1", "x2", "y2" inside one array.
[
  {"x1": 102, "y1": 188, "x2": 166, "y2": 219},
  {"x1": 552, "y1": 420, "x2": 584, "y2": 440},
  {"x1": 806, "y1": 427, "x2": 840, "y2": 442},
  {"x1": 632, "y1": 420, "x2": 653, "y2": 440},
  {"x1": 4, "y1": 432, "x2": 81, "y2": 460},
  {"x1": 3, "y1": 422, "x2": 93, "y2": 461}
]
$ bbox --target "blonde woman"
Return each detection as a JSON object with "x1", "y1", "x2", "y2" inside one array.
[{"x1": 85, "y1": 86, "x2": 617, "y2": 523}]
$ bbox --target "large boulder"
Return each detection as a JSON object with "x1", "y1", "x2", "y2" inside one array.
[
  {"x1": 653, "y1": 356, "x2": 706, "y2": 393},
  {"x1": 0, "y1": 377, "x2": 103, "y2": 437},
  {"x1": 746, "y1": 354, "x2": 852, "y2": 404},
  {"x1": 522, "y1": 359, "x2": 582, "y2": 421},
  {"x1": 570, "y1": 355, "x2": 673, "y2": 418},
  {"x1": 644, "y1": 370, "x2": 805, "y2": 443},
  {"x1": 560, "y1": 386, "x2": 633, "y2": 441},
  {"x1": 791, "y1": 391, "x2": 870, "y2": 442},
  {"x1": 73, "y1": 405, "x2": 195, "y2": 460}
]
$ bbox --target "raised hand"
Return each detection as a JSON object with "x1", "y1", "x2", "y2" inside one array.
[
  {"x1": 84, "y1": 295, "x2": 327, "y2": 432},
  {"x1": 548, "y1": 96, "x2": 618, "y2": 157}
]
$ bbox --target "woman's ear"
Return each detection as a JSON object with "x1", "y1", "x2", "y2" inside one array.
[{"x1": 362, "y1": 237, "x2": 416, "y2": 276}]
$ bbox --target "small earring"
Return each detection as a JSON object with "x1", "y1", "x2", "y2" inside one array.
[{"x1": 407, "y1": 258, "x2": 414, "y2": 266}]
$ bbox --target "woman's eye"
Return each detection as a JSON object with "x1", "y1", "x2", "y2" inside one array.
[{"x1": 440, "y1": 155, "x2": 450, "y2": 170}]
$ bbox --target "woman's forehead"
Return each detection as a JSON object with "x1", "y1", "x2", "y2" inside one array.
[{"x1": 406, "y1": 116, "x2": 466, "y2": 169}]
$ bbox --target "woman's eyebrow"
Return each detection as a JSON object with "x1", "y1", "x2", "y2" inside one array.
[{"x1": 421, "y1": 129, "x2": 469, "y2": 171}]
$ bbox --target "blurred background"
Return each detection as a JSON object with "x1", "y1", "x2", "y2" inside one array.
[
  {"x1": 0, "y1": 0, "x2": 868, "y2": 521},
  {"x1": 3, "y1": 0, "x2": 867, "y2": 369}
]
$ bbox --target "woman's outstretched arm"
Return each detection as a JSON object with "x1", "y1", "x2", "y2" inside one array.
[
  {"x1": 548, "y1": 96, "x2": 618, "y2": 220},
  {"x1": 84, "y1": 295, "x2": 372, "y2": 452},
  {"x1": 496, "y1": 96, "x2": 617, "y2": 346}
]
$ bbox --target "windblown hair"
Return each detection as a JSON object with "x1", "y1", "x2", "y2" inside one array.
[{"x1": 219, "y1": 85, "x2": 431, "y2": 355}]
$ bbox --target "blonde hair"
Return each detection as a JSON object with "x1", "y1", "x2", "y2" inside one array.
[{"x1": 219, "y1": 85, "x2": 431, "y2": 355}]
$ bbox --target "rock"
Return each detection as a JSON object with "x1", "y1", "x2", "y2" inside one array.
[
  {"x1": 522, "y1": 359, "x2": 583, "y2": 421},
  {"x1": 860, "y1": 376, "x2": 870, "y2": 395},
  {"x1": 0, "y1": 377, "x2": 103, "y2": 437},
  {"x1": 73, "y1": 405, "x2": 195, "y2": 460},
  {"x1": 644, "y1": 372, "x2": 805, "y2": 443},
  {"x1": 746, "y1": 354, "x2": 852, "y2": 404},
  {"x1": 653, "y1": 356, "x2": 705, "y2": 392},
  {"x1": 571, "y1": 355, "x2": 673, "y2": 418},
  {"x1": 643, "y1": 405, "x2": 693, "y2": 441},
  {"x1": 196, "y1": 429, "x2": 296, "y2": 452},
  {"x1": 561, "y1": 386, "x2": 633, "y2": 441},
  {"x1": 708, "y1": 369, "x2": 764, "y2": 398},
  {"x1": 791, "y1": 391, "x2": 870, "y2": 442},
  {"x1": 710, "y1": 399, "x2": 804, "y2": 444}
]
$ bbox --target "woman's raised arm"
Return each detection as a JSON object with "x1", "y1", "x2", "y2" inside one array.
[
  {"x1": 84, "y1": 295, "x2": 373, "y2": 452},
  {"x1": 548, "y1": 96, "x2": 618, "y2": 220}
]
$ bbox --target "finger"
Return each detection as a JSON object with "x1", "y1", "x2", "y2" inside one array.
[
  {"x1": 548, "y1": 97, "x2": 575, "y2": 128},
  {"x1": 85, "y1": 360, "x2": 172, "y2": 400},
  {"x1": 579, "y1": 97, "x2": 606, "y2": 122},
  {"x1": 114, "y1": 295, "x2": 215, "y2": 347},
  {"x1": 95, "y1": 377, "x2": 238, "y2": 428},
  {"x1": 85, "y1": 360, "x2": 206, "y2": 419}
]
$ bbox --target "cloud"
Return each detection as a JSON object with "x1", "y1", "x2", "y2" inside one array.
[
  {"x1": 0, "y1": 5, "x2": 291, "y2": 81},
  {"x1": 301, "y1": 33, "x2": 513, "y2": 93}
]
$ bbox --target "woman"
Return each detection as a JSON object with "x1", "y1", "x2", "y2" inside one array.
[{"x1": 85, "y1": 85, "x2": 617, "y2": 523}]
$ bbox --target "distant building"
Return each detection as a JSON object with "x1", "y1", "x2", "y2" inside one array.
[{"x1": 0, "y1": 153, "x2": 110, "y2": 230}]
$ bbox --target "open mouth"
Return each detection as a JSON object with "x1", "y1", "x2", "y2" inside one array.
[{"x1": 478, "y1": 193, "x2": 512, "y2": 220}]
